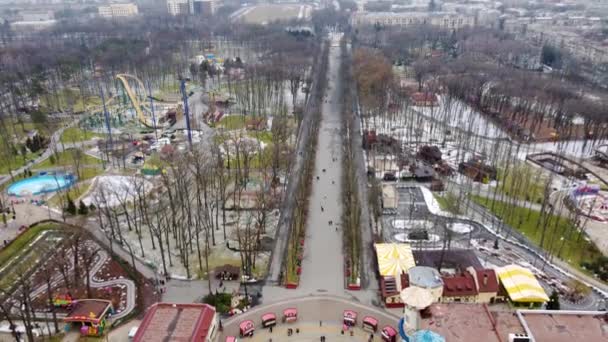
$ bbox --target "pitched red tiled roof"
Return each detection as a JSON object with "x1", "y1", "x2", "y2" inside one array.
[
  {"x1": 476, "y1": 269, "x2": 499, "y2": 293},
  {"x1": 442, "y1": 273, "x2": 478, "y2": 297}
]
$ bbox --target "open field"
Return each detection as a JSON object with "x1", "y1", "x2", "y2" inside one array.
[
  {"x1": 34, "y1": 148, "x2": 102, "y2": 169},
  {"x1": 217, "y1": 115, "x2": 246, "y2": 130},
  {"x1": 239, "y1": 4, "x2": 311, "y2": 24},
  {"x1": 60, "y1": 127, "x2": 106, "y2": 143},
  {"x1": 39, "y1": 88, "x2": 101, "y2": 113},
  {"x1": 471, "y1": 195, "x2": 603, "y2": 271}
]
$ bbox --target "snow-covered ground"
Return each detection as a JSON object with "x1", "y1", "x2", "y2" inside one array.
[
  {"x1": 82, "y1": 175, "x2": 153, "y2": 208},
  {"x1": 447, "y1": 222, "x2": 474, "y2": 234},
  {"x1": 121, "y1": 209, "x2": 279, "y2": 279},
  {"x1": 392, "y1": 219, "x2": 434, "y2": 230},
  {"x1": 413, "y1": 96, "x2": 509, "y2": 139},
  {"x1": 420, "y1": 186, "x2": 454, "y2": 217}
]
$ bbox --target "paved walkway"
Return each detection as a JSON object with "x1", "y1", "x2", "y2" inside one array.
[{"x1": 297, "y1": 34, "x2": 345, "y2": 296}]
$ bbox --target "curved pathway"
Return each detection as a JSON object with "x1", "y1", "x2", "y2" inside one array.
[{"x1": 30, "y1": 247, "x2": 136, "y2": 320}]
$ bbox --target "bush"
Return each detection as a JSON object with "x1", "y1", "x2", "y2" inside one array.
[
  {"x1": 78, "y1": 200, "x2": 89, "y2": 215},
  {"x1": 66, "y1": 196, "x2": 77, "y2": 215},
  {"x1": 203, "y1": 293, "x2": 232, "y2": 314}
]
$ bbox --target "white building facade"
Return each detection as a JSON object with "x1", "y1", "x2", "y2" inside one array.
[
  {"x1": 351, "y1": 12, "x2": 475, "y2": 30},
  {"x1": 98, "y1": 3, "x2": 139, "y2": 18}
]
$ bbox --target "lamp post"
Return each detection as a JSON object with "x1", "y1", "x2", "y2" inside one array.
[{"x1": 179, "y1": 78, "x2": 193, "y2": 148}]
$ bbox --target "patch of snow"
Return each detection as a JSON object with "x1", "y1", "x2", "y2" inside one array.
[
  {"x1": 447, "y1": 222, "x2": 473, "y2": 234},
  {"x1": 82, "y1": 175, "x2": 152, "y2": 208}
]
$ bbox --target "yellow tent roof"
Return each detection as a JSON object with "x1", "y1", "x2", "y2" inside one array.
[
  {"x1": 374, "y1": 243, "x2": 415, "y2": 277},
  {"x1": 496, "y1": 265, "x2": 549, "y2": 303}
]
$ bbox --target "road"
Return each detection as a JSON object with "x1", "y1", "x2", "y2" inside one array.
[
  {"x1": 297, "y1": 33, "x2": 344, "y2": 295},
  {"x1": 266, "y1": 38, "x2": 327, "y2": 284}
]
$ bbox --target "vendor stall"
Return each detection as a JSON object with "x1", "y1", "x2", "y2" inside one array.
[
  {"x1": 381, "y1": 326, "x2": 397, "y2": 342},
  {"x1": 283, "y1": 308, "x2": 298, "y2": 323},
  {"x1": 261, "y1": 313, "x2": 276, "y2": 328},
  {"x1": 63, "y1": 299, "x2": 113, "y2": 337},
  {"x1": 362, "y1": 316, "x2": 378, "y2": 333},
  {"x1": 239, "y1": 320, "x2": 254, "y2": 337},
  {"x1": 343, "y1": 310, "x2": 357, "y2": 327}
]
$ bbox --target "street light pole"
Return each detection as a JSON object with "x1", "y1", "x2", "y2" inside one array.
[
  {"x1": 146, "y1": 80, "x2": 158, "y2": 140},
  {"x1": 180, "y1": 78, "x2": 193, "y2": 148}
]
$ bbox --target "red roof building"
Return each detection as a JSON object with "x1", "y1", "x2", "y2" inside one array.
[
  {"x1": 410, "y1": 92, "x2": 438, "y2": 107},
  {"x1": 380, "y1": 273, "x2": 410, "y2": 308},
  {"x1": 133, "y1": 303, "x2": 218, "y2": 342},
  {"x1": 441, "y1": 273, "x2": 478, "y2": 303},
  {"x1": 469, "y1": 267, "x2": 500, "y2": 303}
]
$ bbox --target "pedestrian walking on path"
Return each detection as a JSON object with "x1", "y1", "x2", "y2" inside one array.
[{"x1": 321, "y1": 206, "x2": 324, "y2": 212}]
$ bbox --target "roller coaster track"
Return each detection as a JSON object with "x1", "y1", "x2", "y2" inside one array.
[{"x1": 115, "y1": 73, "x2": 154, "y2": 128}]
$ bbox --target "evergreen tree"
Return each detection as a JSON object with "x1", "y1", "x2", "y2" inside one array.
[
  {"x1": 547, "y1": 290, "x2": 560, "y2": 310},
  {"x1": 66, "y1": 196, "x2": 77, "y2": 215},
  {"x1": 78, "y1": 200, "x2": 89, "y2": 215}
]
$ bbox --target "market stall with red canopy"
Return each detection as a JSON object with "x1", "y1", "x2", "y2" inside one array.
[
  {"x1": 283, "y1": 308, "x2": 298, "y2": 323},
  {"x1": 362, "y1": 316, "x2": 378, "y2": 332},
  {"x1": 239, "y1": 320, "x2": 255, "y2": 337},
  {"x1": 343, "y1": 310, "x2": 357, "y2": 327},
  {"x1": 381, "y1": 326, "x2": 397, "y2": 342},
  {"x1": 261, "y1": 313, "x2": 277, "y2": 328}
]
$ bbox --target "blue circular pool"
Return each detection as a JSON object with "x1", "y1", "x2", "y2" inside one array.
[{"x1": 7, "y1": 174, "x2": 76, "y2": 196}]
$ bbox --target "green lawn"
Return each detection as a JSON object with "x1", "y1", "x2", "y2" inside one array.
[
  {"x1": 217, "y1": 115, "x2": 246, "y2": 130},
  {"x1": 496, "y1": 163, "x2": 546, "y2": 204},
  {"x1": 248, "y1": 131, "x2": 273, "y2": 144},
  {"x1": 0, "y1": 222, "x2": 58, "y2": 267},
  {"x1": 35, "y1": 149, "x2": 102, "y2": 169},
  {"x1": 39, "y1": 88, "x2": 101, "y2": 113},
  {"x1": 60, "y1": 127, "x2": 106, "y2": 143},
  {"x1": 433, "y1": 192, "x2": 462, "y2": 215},
  {"x1": 48, "y1": 181, "x2": 92, "y2": 208},
  {"x1": 470, "y1": 195, "x2": 603, "y2": 271},
  {"x1": 0, "y1": 152, "x2": 39, "y2": 174}
]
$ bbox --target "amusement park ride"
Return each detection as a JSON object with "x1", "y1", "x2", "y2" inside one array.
[{"x1": 111, "y1": 73, "x2": 185, "y2": 129}]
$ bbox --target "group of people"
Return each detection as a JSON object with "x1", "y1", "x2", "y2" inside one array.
[{"x1": 317, "y1": 164, "x2": 339, "y2": 231}]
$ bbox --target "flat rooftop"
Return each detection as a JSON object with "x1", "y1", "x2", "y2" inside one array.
[
  {"x1": 521, "y1": 311, "x2": 608, "y2": 342},
  {"x1": 133, "y1": 303, "x2": 216, "y2": 342},
  {"x1": 420, "y1": 304, "x2": 608, "y2": 342},
  {"x1": 420, "y1": 304, "x2": 508, "y2": 342}
]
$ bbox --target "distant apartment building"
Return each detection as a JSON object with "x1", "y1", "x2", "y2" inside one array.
[
  {"x1": 98, "y1": 3, "x2": 139, "y2": 18},
  {"x1": 351, "y1": 11, "x2": 475, "y2": 29},
  {"x1": 193, "y1": 0, "x2": 217, "y2": 16},
  {"x1": 504, "y1": 16, "x2": 608, "y2": 64},
  {"x1": 167, "y1": 0, "x2": 189, "y2": 15},
  {"x1": 168, "y1": 0, "x2": 216, "y2": 15},
  {"x1": 11, "y1": 11, "x2": 56, "y2": 31}
]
